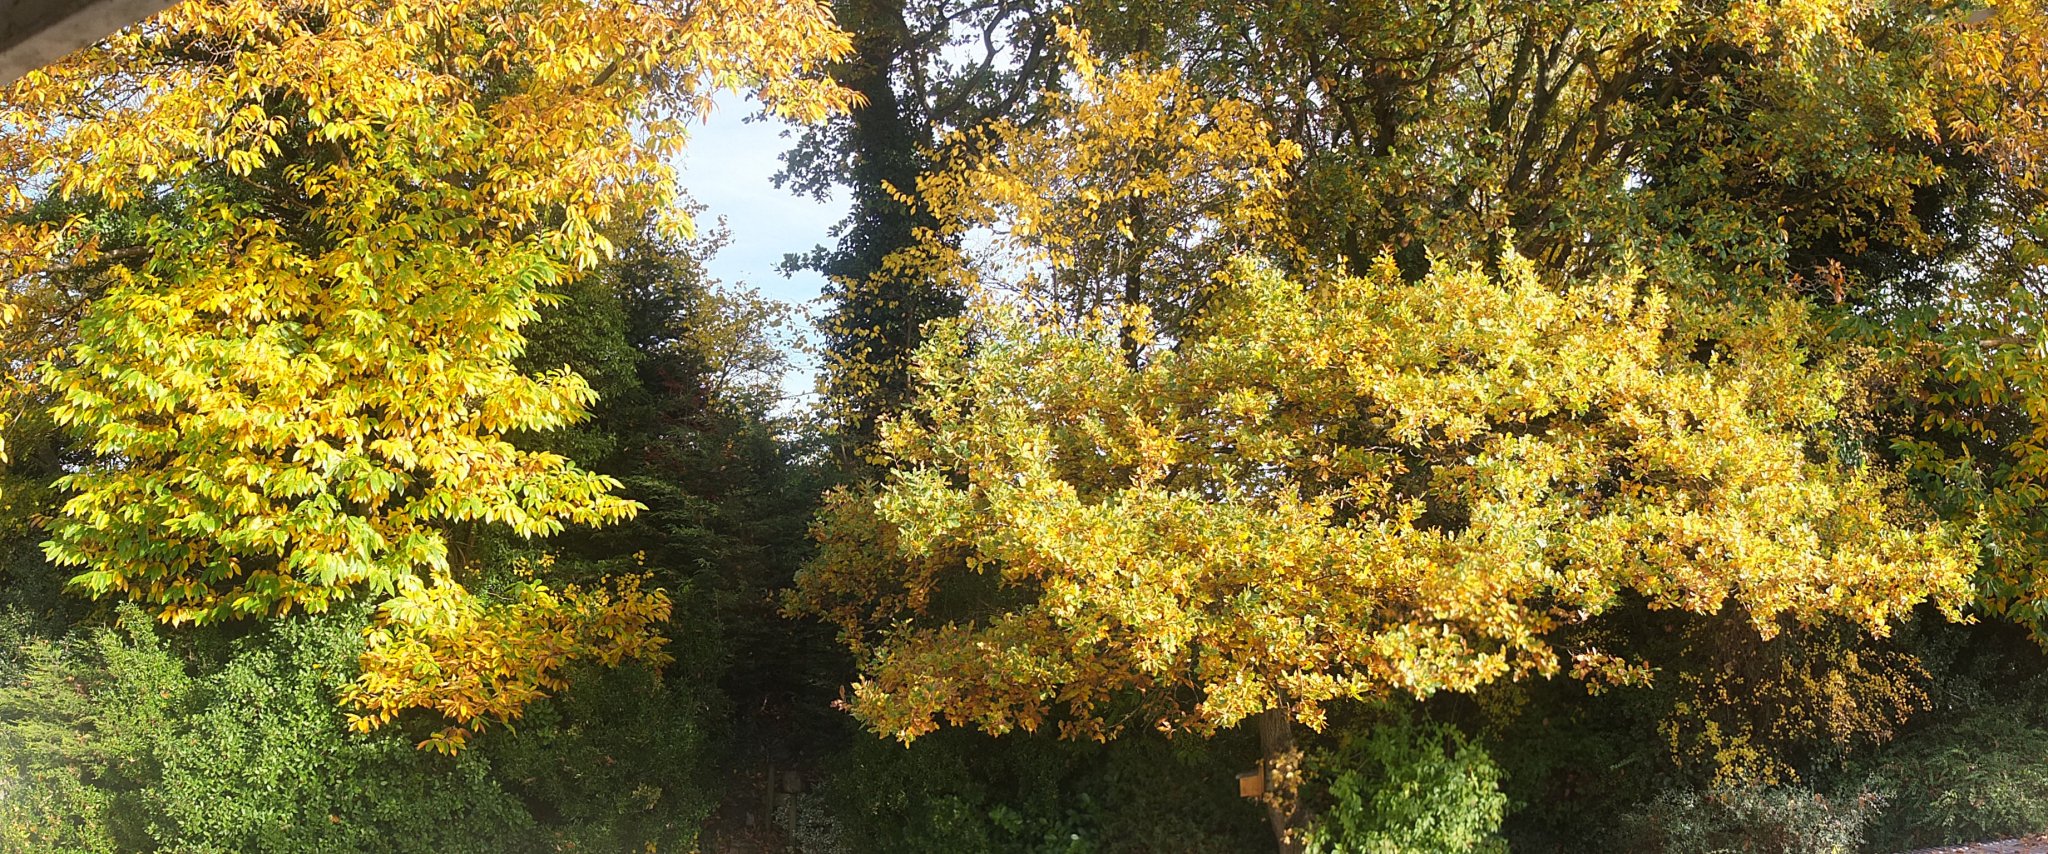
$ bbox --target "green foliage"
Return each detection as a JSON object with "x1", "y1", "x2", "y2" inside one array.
[
  {"x1": 475, "y1": 658, "x2": 723, "y2": 851},
  {"x1": 1617, "y1": 785, "x2": 1881, "y2": 854},
  {"x1": 0, "y1": 602, "x2": 722, "y2": 852},
  {"x1": 0, "y1": 605, "x2": 532, "y2": 852},
  {"x1": 146, "y1": 614, "x2": 541, "y2": 852},
  {"x1": 1859, "y1": 709, "x2": 2048, "y2": 850},
  {"x1": 1303, "y1": 720, "x2": 1508, "y2": 854},
  {"x1": 820, "y1": 728, "x2": 1266, "y2": 853},
  {"x1": 1477, "y1": 675, "x2": 1673, "y2": 850},
  {"x1": 822, "y1": 730, "x2": 1079, "y2": 854},
  {"x1": 0, "y1": 606, "x2": 187, "y2": 852}
]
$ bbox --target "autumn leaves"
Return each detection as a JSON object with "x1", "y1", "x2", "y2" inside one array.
[{"x1": 0, "y1": 0, "x2": 2041, "y2": 769}]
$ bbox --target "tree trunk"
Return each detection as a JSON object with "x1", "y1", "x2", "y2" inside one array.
[
  {"x1": 1118, "y1": 196, "x2": 1147, "y2": 369},
  {"x1": 1258, "y1": 707, "x2": 1308, "y2": 853},
  {"x1": 821, "y1": 0, "x2": 945, "y2": 463}
]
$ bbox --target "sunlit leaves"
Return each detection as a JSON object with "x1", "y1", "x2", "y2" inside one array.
[
  {"x1": 0, "y1": 0, "x2": 850, "y2": 740},
  {"x1": 796, "y1": 250, "x2": 1973, "y2": 742},
  {"x1": 902, "y1": 27, "x2": 1302, "y2": 330},
  {"x1": 343, "y1": 571, "x2": 673, "y2": 753}
]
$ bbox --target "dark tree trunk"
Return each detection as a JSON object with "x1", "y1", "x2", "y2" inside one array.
[
  {"x1": 819, "y1": 0, "x2": 952, "y2": 462},
  {"x1": 1118, "y1": 196, "x2": 1147, "y2": 369},
  {"x1": 1258, "y1": 707, "x2": 1308, "y2": 853}
]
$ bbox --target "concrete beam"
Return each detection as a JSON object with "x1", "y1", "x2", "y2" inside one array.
[{"x1": 0, "y1": 0, "x2": 177, "y2": 85}]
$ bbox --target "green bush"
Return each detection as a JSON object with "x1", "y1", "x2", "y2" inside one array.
[
  {"x1": 1303, "y1": 720, "x2": 1509, "y2": 854},
  {"x1": 0, "y1": 603, "x2": 717, "y2": 853},
  {"x1": 820, "y1": 728, "x2": 1266, "y2": 853},
  {"x1": 1617, "y1": 784, "x2": 1880, "y2": 854},
  {"x1": 1858, "y1": 711, "x2": 2048, "y2": 851},
  {"x1": 476, "y1": 655, "x2": 724, "y2": 851},
  {"x1": 0, "y1": 607, "x2": 182, "y2": 853},
  {"x1": 0, "y1": 605, "x2": 532, "y2": 852}
]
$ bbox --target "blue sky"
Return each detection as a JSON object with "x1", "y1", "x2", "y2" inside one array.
[{"x1": 675, "y1": 94, "x2": 848, "y2": 402}]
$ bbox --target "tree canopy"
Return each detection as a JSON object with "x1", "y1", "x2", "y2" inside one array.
[
  {"x1": 789, "y1": 4, "x2": 2048, "y2": 846},
  {"x1": 0, "y1": 0, "x2": 849, "y2": 745},
  {"x1": 4, "y1": 0, "x2": 2048, "y2": 850}
]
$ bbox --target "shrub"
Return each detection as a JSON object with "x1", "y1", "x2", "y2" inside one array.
[
  {"x1": 1617, "y1": 784, "x2": 1880, "y2": 854},
  {"x1": 0, "y1": 602, "x2": 718, "y2": 852},
  {"x1": 1859, "y1": 711, "x2": 2048, "y2": 851},
  {"x1": 1303, "y1": 720, "x2": 1509, "y2": 854},
  {"x1": 820, "y1": 728, "x2": 1266, "y2": 853}
]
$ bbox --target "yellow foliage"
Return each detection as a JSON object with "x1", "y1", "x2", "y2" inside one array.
[
  {"x1": 0, "y1": 0, "x2": 848, "y2": 742},
  {"x1": 1660, "y1": 620, "x2": 1930, "y2": 786},
  {"x1": 1933, "y1": 0, "x2": 2048, "y2": 191},
  {"x1": 344, "y1": 571, "x2": 672, "y2": 753},
  {"x1": 1888, "y1": 1, "x2": 2048, "y2": 635},
  {"x1": 795, "y1": 249, "x2": 1974, "y2": 742},
  {"x1": 792, "y1": 6, "x2": 2048, "y2": 748},
  {"x1": 907, "y1": 28, "x2": 1302, "y2": 324},
  {"x1": 822, "y1": 36, "x2": 1300, "y2": 436}
]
